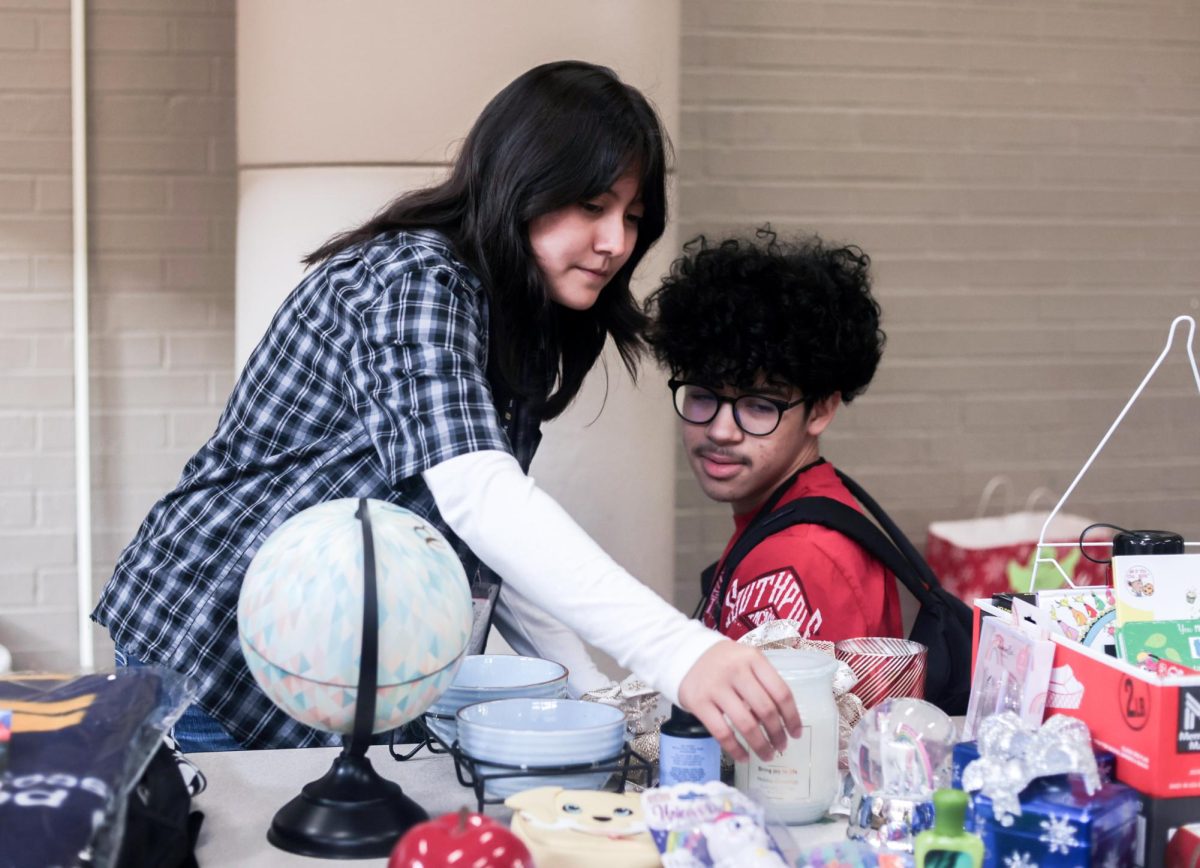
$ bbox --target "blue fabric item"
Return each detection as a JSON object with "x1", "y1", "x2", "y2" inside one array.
[
  {"x1": 115, "y1": 647, "x2": 242, "y2": 753},
  {"x1": 967, "y1": 776, "x2": 1139, "y2": 868},
  {"x1": 94, "y1": 230, "x2": 541, "y2": 749}
]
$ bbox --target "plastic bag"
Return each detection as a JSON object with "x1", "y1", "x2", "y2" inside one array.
[{"x1": 0, "y1": 667, "x2": 193, "y2": 868}]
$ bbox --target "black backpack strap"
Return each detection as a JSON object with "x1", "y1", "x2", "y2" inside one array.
[
  {"x1": 696, "y1": 473, "x2": 974, "y2": 715},
  {"x1": 758, "y1": 498, "x2": 936, "y2": 606},
  {"x1": 700, "y1": 495, "x2": 931, "y2": 627},
  {"x1": 833, "y1": 469, "x2": 943, "y2": 595}
]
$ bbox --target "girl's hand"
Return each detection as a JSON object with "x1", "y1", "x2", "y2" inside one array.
[{"x1": 677, "y1": 640, "x2": 803, "y2": 762}]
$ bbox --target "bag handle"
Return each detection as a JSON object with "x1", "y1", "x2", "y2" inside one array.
[
  {"x1": 1029, "y1": 315, "x2": 1200, "y2": 592},
  {"x1": 974, "y1": 475, "x2": 1014, "y2": 518},
  {"x1": 1023, "y1": 486, "x2": 1058, "y2": 513}
]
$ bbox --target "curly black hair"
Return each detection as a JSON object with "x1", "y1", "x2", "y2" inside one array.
[{"x1": 644, "y1": 228, "x2": 885, "y2": 406}]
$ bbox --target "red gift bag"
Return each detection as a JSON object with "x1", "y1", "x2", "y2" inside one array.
[{"x1": 925, "y1": 480, "x2": 1109, "y2": 603}]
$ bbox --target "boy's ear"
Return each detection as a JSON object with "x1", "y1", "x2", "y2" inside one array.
[{"x1": 805, "y1": 393, "x2": 841, "y2": 437}]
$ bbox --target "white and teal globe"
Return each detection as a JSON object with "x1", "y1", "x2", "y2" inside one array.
[{"x1": 237, "y1": 498, "x2": 473, "y2": 735}]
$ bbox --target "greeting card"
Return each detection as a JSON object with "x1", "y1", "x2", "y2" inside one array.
[
  {"x1": 963, "y1": 616, "x2": 1055, "y2": 740},
  {"x1": 1112, "y1": 553, "x2": 1200, "y2": 626},
  {"x1": 1035, "y1": 585, "x2": 1116, "y2": 649}
]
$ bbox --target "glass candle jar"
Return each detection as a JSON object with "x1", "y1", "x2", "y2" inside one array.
[{"x1": 734, "y1": 648, "x2": 839, "y2": 824}]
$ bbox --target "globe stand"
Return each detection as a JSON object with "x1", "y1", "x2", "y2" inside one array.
[{"x1": 267, "y1": 499, "x2": 429, "y2": 858}]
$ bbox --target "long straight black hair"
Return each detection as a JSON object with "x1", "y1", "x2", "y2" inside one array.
[{"x1": 305, "y1": 60, "x2": 668, "y2": 420}]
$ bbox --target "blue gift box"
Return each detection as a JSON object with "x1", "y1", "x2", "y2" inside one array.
[
  {"x1": 966, "y1": 776, "x2": 1139, "y2": 868},
  {"x1": 950, "y1": 741, "x2": 1115, "y2": 790}
]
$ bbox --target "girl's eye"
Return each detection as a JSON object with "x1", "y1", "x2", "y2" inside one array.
[
  {"x1": 579, "y1": 201, "x2": 603, "y2": 214},
  {"x1": 613, "y1": 807, "x2": 634, "y2": 817},
  {"x1": 626, "y1": 213, "x2": 643, "y2": 225},
  {"x1": 562, "y1": 803, "x2": 582, "y2": 814}
]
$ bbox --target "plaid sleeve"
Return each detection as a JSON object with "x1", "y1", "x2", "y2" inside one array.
[{"x1": 346, "y1": 260, "x2": 512, "y2": 485}]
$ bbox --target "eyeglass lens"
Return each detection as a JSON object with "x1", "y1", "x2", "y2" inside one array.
[{"x1": 673, "y1": 385, "x2": 783, "y2": 436}]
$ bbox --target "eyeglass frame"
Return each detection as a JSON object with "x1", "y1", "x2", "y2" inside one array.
[{"x1": 667, "y1": 378, "x2": 807, "y2": 437}]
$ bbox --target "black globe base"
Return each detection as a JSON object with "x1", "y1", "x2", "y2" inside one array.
[{"x1": 267, "y1": 750, "x2": 428, "y2": 859}]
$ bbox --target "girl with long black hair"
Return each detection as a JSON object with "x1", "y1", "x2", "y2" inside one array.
[{"x1": 93, "y1": 60, "x2": 800, "y2": 758}]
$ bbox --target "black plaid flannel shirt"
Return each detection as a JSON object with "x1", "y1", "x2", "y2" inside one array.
[{"x1": 92, "y1": 230, "x2": 540, "y2": 749}]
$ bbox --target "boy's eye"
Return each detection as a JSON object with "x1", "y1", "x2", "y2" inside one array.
[
  {"x1": 613, "y1": 807, "x2": 634, "y2": 817},
  {"x1": 741, "y1": 397, "x2": 778, "y2": 417},
  {"x1": 562, "y1": 803, "x2": 582, "y2": 814}
]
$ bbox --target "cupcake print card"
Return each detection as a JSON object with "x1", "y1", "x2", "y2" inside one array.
[{"x1": 1113, "y1": 553, "x2": 1200, "y2": 626}]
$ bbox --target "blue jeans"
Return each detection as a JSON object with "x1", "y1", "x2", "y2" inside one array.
[{"x1": 114, "y1": 647, "x2": 243, "y2": 753}]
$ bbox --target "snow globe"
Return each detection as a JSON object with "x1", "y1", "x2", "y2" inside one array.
[{"x1": 846, "y1": 697, "x2": 958, "y2": 852}]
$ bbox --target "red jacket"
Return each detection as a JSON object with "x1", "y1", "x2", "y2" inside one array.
[{"x1": 701, "y1": 461, "x2": 903, "y2": 642}]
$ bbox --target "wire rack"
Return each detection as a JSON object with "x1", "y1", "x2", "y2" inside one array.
[{"x1": 389, "y1": 715, "x2": 652, "y2": 812}]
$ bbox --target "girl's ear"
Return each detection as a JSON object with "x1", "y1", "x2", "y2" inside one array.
[{"x1": 805, "y1": 393, "x2": 841, "y2": 437}]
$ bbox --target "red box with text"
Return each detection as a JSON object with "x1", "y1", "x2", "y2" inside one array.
[{"x1": 973, "y1": 600, "x2": 1200, "y2": 799}]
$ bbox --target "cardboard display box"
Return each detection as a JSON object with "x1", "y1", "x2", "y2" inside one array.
[{"x1": 973, "y1": 599, "x2": 1200, "y2": 799}]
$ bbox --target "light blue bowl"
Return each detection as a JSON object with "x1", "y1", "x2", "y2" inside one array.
[
  {"x1": 456, "y1": 698, "x2": 627, "y2": 797},
  {"x1": 424, "y1": 655, "x2": 568, "y2": 745}
]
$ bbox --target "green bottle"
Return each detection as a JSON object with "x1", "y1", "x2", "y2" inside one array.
[{"x1": 913, "y1": 788, "x2": 984, "y2": 868}]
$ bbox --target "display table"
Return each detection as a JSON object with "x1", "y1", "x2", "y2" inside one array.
[{"x1": 190, "y1": 744, "x2": 851, "y2": 865}]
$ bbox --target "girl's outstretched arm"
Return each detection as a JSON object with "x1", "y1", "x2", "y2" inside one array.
[{"x1": 423, "y1": 449, "x2": 801, "y2": 761}]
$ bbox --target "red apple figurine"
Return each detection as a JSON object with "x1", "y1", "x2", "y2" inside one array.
[{"x1": 388, "y1": 807, "x2": 534, "y2": 868}]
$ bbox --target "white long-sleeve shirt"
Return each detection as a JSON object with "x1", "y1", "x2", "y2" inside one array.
[{"x1": 423, "y1": 449, "x2": 723, "y2": 706}]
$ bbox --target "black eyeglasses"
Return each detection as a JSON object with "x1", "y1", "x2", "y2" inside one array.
[{"x1": 668, "y1": 379, "x2": 806, "y2": 436}]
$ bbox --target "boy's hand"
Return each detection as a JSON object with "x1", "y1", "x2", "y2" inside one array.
[{"x1": 677, "y1": 639, "x2": 802, "y2": 762}]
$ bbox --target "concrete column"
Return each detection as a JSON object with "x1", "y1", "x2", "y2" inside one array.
[{"x1": 236, "y1": 1, "x2": 683, "y2": 675}]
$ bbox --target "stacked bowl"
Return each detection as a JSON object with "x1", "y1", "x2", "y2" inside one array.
[
  {"x1": 423, "y1": 654, "x2": 568, "y2": 746},
  {"x1": 456, "y1": 697, "x2": 628, "y2": 798}
]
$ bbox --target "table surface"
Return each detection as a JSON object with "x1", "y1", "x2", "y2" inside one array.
[{"x1": 190, "y1": 744, "x2": 850, "y2": 866}]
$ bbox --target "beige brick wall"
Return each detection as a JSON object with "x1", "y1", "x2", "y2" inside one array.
[
  {"x1": 0, "y1": 0, "x2": 234, "y2": 668},
  {"x1": 673, "y1": 0, "x2": 1200, "y2": 606}
]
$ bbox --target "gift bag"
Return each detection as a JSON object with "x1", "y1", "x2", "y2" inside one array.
[{"x1": 925, "y1": 478, "x2": 1109, "y2": 603}]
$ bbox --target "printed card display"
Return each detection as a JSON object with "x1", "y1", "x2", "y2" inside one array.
[
  {"x1": 1117, "y1": 618, "x2": 1200, "y2": 677},
  {"x1": 1113, "y1": 553, "x2": 1200, "y2": 626},
  {"x1": 1036, "y1": 585, "x2": 1117, "y2": 650},
  {"x1": 963, "y1": 615, "x2": 1055, "y2": 740}
]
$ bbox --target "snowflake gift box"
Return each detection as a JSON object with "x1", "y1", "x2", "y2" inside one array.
[{"x1": 966, "y1": 776, "x2": 1139, "y2": 868}]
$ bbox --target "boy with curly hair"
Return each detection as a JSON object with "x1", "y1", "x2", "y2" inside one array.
[{"x1": 645, "y1": 229, "x2": 902, "y2": 642}]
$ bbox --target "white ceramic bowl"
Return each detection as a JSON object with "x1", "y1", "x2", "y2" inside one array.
[
  {"x1": 423, "y1": 654, "x2": 568, "y2": 745},
  {"x1": 456, "y1": 698, "x2": 627, "y2": 797}
]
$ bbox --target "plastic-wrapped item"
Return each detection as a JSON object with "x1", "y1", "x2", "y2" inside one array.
[
  {"x1": 642, "y1": 781, "x2": 790, "y2": 867},
  {"x1": 0, "y1": 667, "x2": 193, "y2": 868}
]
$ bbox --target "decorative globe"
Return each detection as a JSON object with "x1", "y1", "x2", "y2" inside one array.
[
  {"x1": 238, "y1": 498, "x2": 473, "y2": 734},
  {"x1": 847, "y1": 697, "x2": 957, "y2": 799}
]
